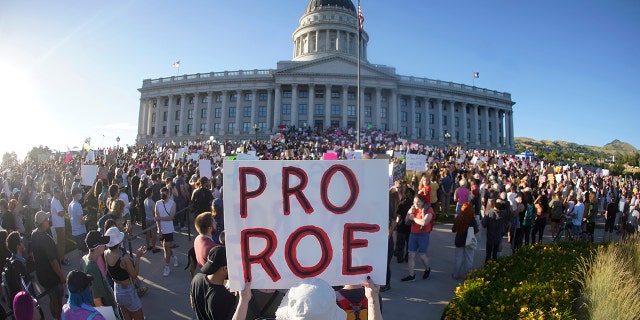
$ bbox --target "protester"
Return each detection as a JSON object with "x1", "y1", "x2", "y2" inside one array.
[
  {"x1": 193, "y1": 212, "x2": 218, "y2": 269},
  {"x1": 50, "y1": 188, "x2": 70, "y2": 266},
  {"x1": 81, "y1": 231, "x2": 116, "y2": 308},
  {"x1": 190, "y1": 246, "x2": 235, "y2": 320},
  {"x1": 69, "y1": 187, "x2": 89, "y2": 263},
  {"x1": 401, "y1": 195, "x2": 434, "y2": 282},
  {"x1": 61, "y1": 270, "x2": 107, "y2": 320},
  {"x1": 155, "y1": 187, "x2": 178, "y2": 277},
  {"x1": 31, "y1": 210, "x2": 65, "y2": 319},
  {"x1": 451, "y1": 202, "x2": 478, "y2": 279}
]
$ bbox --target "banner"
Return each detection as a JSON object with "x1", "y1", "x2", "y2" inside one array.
[
  {"x1": 199, "y1": 160, "x2": 212, "y2": 179},
  {"x1": 224, "y1": 160, "x2": 388, "y2": 290},
  {"x1": 405, "y1": 154, "x2": 427, "y2": 171},
  {"x1": 80, "y1": 165, "x2": 98, "y2": 186}
]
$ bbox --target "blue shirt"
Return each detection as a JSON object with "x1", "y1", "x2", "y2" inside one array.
[{"x1": 69, "y1": 200, "x2": 87, "y2": 236}]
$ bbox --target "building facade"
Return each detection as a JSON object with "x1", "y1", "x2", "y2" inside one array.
[{"x1": 136, "y1": 0, "x2": 515, "y2": 151}]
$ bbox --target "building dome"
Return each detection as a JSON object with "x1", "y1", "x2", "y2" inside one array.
[{"x1": 305, "y1": 0, "x2": 356, "y2": 14}]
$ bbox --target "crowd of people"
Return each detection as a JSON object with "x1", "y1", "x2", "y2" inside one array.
[{"x1": 0, "y1": 125, "x2": 638, "y2": 319}]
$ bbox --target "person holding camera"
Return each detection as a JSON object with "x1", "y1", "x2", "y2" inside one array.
[{"x1": 401, "y1": 195, "x2": 434, "y2": 282}]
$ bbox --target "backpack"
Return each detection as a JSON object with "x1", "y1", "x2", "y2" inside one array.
[
  {"x1": 336, "y1": 291, "x2": 368, "y2": 320},
  {"x1": 522, "y1": 204, "x2": 534, "y2": 227},
  {"x1": 2, "y1": 258, "x2": 23, "y2": 307}
]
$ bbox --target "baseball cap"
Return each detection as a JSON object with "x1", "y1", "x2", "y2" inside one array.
[
  {"x1": 34, "y1": 211, "x2": 49, "y2": 226},
  {"x1": 275, "y1": 277, "x2": 345, "y2": 320},
  {"x1": 105, "y1": 227, "x2": 125, "y2": 247},
  {"x1": 200, "y1": 246, "x2": 227, "y2": 275},
  {"x1": 85, "y1": 230, "x2": 110, "y2": 250},
  {"x1": 213, "y1": 198, "x2": 223, "y2": 208},
  {"x1": 67, "y1": 270, "x2": 93, "y2": 294}
]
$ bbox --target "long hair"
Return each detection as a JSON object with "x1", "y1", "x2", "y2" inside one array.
[{"x1": 453, "y1": 202, "x2": 474, "y2": 232}]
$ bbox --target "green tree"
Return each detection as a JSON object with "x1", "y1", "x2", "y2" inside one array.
[
  {"x1": 1, "y1": 152, "x2": 17, "y2": 167},
  {"x1": 26, "y1": 145, "x2": 52, "y2": 162}
]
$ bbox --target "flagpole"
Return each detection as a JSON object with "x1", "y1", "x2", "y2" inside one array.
[
  {"x1": 472, "y1": 71, "x2": 475, "y2": 87},
  {"x1": 356, "y1": 0, "x2": 361, "y2": 147}
]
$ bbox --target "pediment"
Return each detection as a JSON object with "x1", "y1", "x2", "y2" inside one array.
[{"x1": 275, "y1": 56, "x2": 396, "y2": 79}]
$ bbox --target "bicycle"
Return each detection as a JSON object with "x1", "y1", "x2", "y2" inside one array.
[{"x1": 553, "y1": 220, "x2": 586, "y2": 242}]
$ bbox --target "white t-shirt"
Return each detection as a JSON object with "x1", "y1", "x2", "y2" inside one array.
[
  {"x1": 50, "y1": 197, "x2": 65, "y2": 228},
  {"x1": 155, "y1": 199, "x2": 175, "y2": 235}
]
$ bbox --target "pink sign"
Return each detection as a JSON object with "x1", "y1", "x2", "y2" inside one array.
[{"x1": 323, "y1": 152, "x2": 338, "y2": 160}]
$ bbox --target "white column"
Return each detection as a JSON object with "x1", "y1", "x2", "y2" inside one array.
[
  {"x1": 324, "y1": 84, "x2": 331, "y2": 128},
  {"x1": 137, "y1": 98, "x2": 145, "y2": 137},
  {"x1": 234, "y1": 90, "x2": 242, "y2": 134},
  {"x1": 342, "y1": 85, "x2": 348, "y2": 127},
  {"x1": 205, "y1": 92, "x2": 213, "y2": 135},
  {"x1": 307, "y1": 84, "x2": 315, "y2": 127},
  {"x1": 482, "y1": 106, "x2": 490, "y2": 146},
  {"x1": 435, "y1": 99, "x2": 443, "y2": 142},
  {"x1": 220, "y1": 91, "x2": 227, "y2": 135},
  {"x1": 461, "y1": 103, "x2": 468, "y2": 147},
  {"x1": 390, "y1": 91, "x2": 397, "y2": 132},
  {"x1": 509, "y1": 111, "x2": 514, "y2": 148},
  {"x1": 410, "y1": 95, "x2": 416, "y2": 139},
  {"x1": 336, "y1": 30, "x2": 341, "y2": 52},
  {"x1": 250, "y1": 89, "x2": 258, "y2": 132},
  {"x1": 273, "y1": 85, "x2": 282, "y2": 131},
  {"x1": 192, "y1": 93, "x2": 199, "y2": 136},
  {"x1": 267, "y1": 89, "x2": 273, "y2": 133},
  {"x1": 146, "y1": 99, "x2": 154, "y2": 136},
  {"x1": 178, "y1": 94, "x2": 186, "y2": 136},
  {"x1": 154, "y1": 97, "x2": 161, "y2": 138},
  {"x1": 449, "y1": 101, "x2": 456, "y2": 143},
  {"x1": 492, "y1": 108, "x2": 499, "y2": 147},
  {"x1": 374, "y1": 88, "x2": 381, "y2": 129},
  {"x1": 291, "y1": 85, "x2": 298, "y2": 128},
  {"x1": 422, "y1": 97, "x2": 429, "y2": 142},
  {"x1": 470, "y1": 104, "x2": 478, "y2": 146},
  {"x1": 166, "y1": 95, "x2": 174, "y2": 137}
]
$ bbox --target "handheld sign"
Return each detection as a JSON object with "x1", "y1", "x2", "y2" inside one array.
[{"x1": 224, "y1": 160, "x2": 388, "y2": 290}]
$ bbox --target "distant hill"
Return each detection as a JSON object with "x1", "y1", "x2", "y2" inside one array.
[{"x1": 515, "y1": 137, "x2": 639, "y2": 157}]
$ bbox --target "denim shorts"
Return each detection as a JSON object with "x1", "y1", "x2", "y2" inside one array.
[
  {"x1": 115, "y1": 282, "x2": 142, "y2": 312},
  {"x1": 408, "y1": 232, "x2": 430, "y2": 254}
]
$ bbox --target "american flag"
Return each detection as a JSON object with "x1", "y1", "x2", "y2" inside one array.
[
  {"x1": 172, "y1": 60, "x2": 180, "y2": 68},
  {"x1": 358, "y1": 3, "x2": 364, "y2": 35},
  {"x1": 473, "y1": 71, "x2": 479, "y2": 78}
]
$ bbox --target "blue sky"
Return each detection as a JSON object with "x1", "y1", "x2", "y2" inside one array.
[{"x1": 1, "y1": 0, "x2": 638, "y2": 159}]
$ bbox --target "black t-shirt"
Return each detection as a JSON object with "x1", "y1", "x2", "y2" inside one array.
[
  {"x1": 190, "y1": 274, "x2": 236, "y2": 320},
  {"x1": 31, "y1": 230, "x2": 60, "y2": 289},
  {"x1": 192, "y1": 188, "x2": 213, "y2": 216}
]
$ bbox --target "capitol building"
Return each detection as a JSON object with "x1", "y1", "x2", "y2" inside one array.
[{"x1": 136, "y1": 0, "x2": 515, "y2": 151}]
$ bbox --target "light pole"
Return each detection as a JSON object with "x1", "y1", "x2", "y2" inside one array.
[
  {"x1": 200, "y1": 131, "x2": 204, "y2": 144},
  {"x1": 444, "y1": 132, "x2": 451, "y2": 148},
  {"x1": 116, "y1": 136, "x2": 120, "y2": 148},
  {"x1": 253, "y1": 123, "x2": 259, "y2": 142}
]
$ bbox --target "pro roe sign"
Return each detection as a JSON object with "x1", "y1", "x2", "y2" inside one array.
[{"x1": 224, "y1": 160, "x2": 388, "y2": 290}]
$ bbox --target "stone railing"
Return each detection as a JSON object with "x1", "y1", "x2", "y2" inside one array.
[
  {"x1": 143, "y1": 69, "x2": 274, "y2": 86},
  {"x1": 398, "y1": 75, "x2": 511, "y2": 99}
]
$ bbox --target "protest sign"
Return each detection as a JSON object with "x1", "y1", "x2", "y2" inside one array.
[
  {"x1": 392, "y1": 162, "x2": 406, "y2": 182},
  {"x1": 323, "y1": 152, "x2": 338, "y2": 160},
  {"x1": 405, "y1": 154, "x2": 427, "y2": 171},
  {"x1": 237, "y1": 153, "x2": 259, "y2": 161},
  {"x1": 247, "y1": 150, "x2": 257, "y2": 157},
  {"x1": 189, "y1": 153, "x2": 200, "y2": 162},
  {"x1": 80, "y1": 165, "x2": 98, "y2": 186},
  {"x1": 199, "y1": 160, "x2": 212, "y2": 179},
  {"x1": 224, "y1": 160, "x2": 388, "y2": 290},
  {"x1": 354, "y1": 150, "x2": 363, "y2": 160}
]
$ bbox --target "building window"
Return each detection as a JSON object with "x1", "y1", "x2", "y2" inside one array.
[
  {"x1": 455, "y1": 117, "x2": 459, "y2": 127},
  {"x1": 347, "y1": 106, "x2": 356, "y2": 116},
  {"x1": 162, "y1": 126, "x2": 166, "y2": 134},
  {"x1": 456, "y1": 131, "x2": 460, "y2": 140},
  {"x1": 258, "y1": 106, "x2": 267, "y2": 117},
  {"x1": 331, "y1": 120, "x2": 339, "y2": 127},
  {"x1": 230, "y1": 94, "x2": 237, "y2": 102},
  {"x1": 214, "y1": 108, "x2": 221, "y2": 118},
  {"x1": 400, "y1": 111, "x2": 407, "y2": 122},
  {"x1": 478, "y1": 120, "x2": 482, "y2": 130},
  {"x1": 381, "y1": 107, "x2": 387, "y2": 119},
  {"x1": 364, "y1": 93, "x2": 371, "y2": 101},
  {"x1": 282, "y1": 90, "x2": 292, "y2": 98},
  {"x1": 429, "y1": 101, "x2": 434, "y2": 109},
  {"x1": 176, "y1": 96, "x2": 181, "y2": 106},
  {"x1": 416, "y1": 99, "x2": 422, "y2": 108},
  {"x1": 415, "y1": 127, "x2": 422, "y2": 137},
  {"x1": 164, "y1": 99, "x2": 169, "y2": 106},
  {"x1": 243, "y1": 122, "x2": 251, "y2": 133},
  {"x1": 400, "y1": 98, "x2": 407, "y2": 106},
  {"x1": 175, "y1": 110, "x2": 180, "y2": 121},
  {"x1": 188, "y1": 109, "x2": 194, "y2": 120},
  {"x1": 202, "y1": 96, "x2": 208, "y2": 103},
  {"x1": 331, "y1": 91, "x2": 340, "y2": 99},
  {"x1": 216, "y1": 95, "x2": 223, "y2": 102},
  {"x1": 213, "y1": 123, "x2": 220, "y2": 133},
  {"x1": 189, "y1": 96, "x2": 194, "y2": 104},
  {"x1": 381, "y1": 95, "x2": 387, "y2": 103},
  {"x1": 200, "y1": 109, "x2": 207, "y2": 119},
  {"x1": 315, "y1": 104, "x2": 324, "y2": 115},
  {"x1": 258, "y1": 122, "x2": 266, "y2": 132},
  {"x1": 229, "y1": 107, "x2": 236, "y2": 118},
  {"x1": 200, "y1": 123, "x2": 206, "y2": 133},
  {"x1": 315, "y1": 90, "x2": 324, "y2": 98},
  {"x1": 244, "y1": 93, "x2": 252, "y2": 101},
  {"x1": 429, "y1": 128, "x2": 435, "y2": 139},
  {"x1": 331, "y1": 105, "x2": 340, "y2": 115},
  {"x1": 429, "y1": 114, "x2": 434, "y2": 124},
  {"x1": 151, "y1": 114, "x2": 156, "y2": 122},
  {"x1": 151, "y1": 127, "x2": 155, "y2": 135},
  {"x1": 415, "y1": 112, "x2": 421, "y2": 123},
  {"x1": 443, "y1": 115, "x2": 447, "y2": 126},
  {"x1": 364, "y1": 106, "x2": 371, "y2": 117},
  {"x1": 381, "y1": 123, "x2": 387, "y2": 131},
  {"x1": 228, "y1": 122, "x2": 235, "y2": 132},
  {"x1": 243, "y1": 107, "x2": 251, "y2": 117},
  {"x1": 174, "y1": 125, "x2": 179, "y2": 134},
  {"x1": 298, "y1": 90, "x2": 308, "y2": 98},
  {"x1": 259, "y1": 93, "x2": 268, "y2": 101},
  {"x1": 186, "y1": 123, "x2": 193, "y2": 134},
  {"x1": 163, "y1": 111, "x2": 167, "y2": 122},
  {"x1": 282, "y1": 104, "x2": 291, "y2": 115},
  {"x1": 489, "y1": 122, "x2": 492, "y2": 131},
  {"x1": 401, "y1": 126, "x2": 407, "y2": 136},
  {"x1": 347, "y1": 92, "x2": 356, "y2": 100},
  {"x1": 299, "y1": 104, "x2": 308, "y2": 115}
]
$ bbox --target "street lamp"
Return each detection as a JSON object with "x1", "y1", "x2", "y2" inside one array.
[
  {"x1": 116, "y1": 136, "x2": 120, "y2": 147},
  {"x1": 200, "y1": 130, "x2": 204, "y2": 143},
  {"x1": 253, "y1": 123, "x2": 259, "y2": 142}
]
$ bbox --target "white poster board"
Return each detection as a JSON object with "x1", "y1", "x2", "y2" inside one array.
[
  {"x1": 224, "y1": 160, "x2": 388, "y2": 290},
  {"x1": 237, "y1": 153, "x2": 260, "y2": 161},
  {"x1": 405, "y1": 154, "x2": 427, "y2": 172},
  {"x1": 247, "y1": 150, "x2": 257, "y2": 157},
  {"x1": 354, "y1": 150, "x2": 363, "y2": 160},
  {"x1": 80, "y1": 165, "x2": 98, "y2": 186},
  {"x1": 199, "y1": 160, "x2": 212, "y2": 179}
]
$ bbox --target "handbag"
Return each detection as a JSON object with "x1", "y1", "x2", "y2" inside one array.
[{"x1": 465, "y1": 226, "x2": 477, "y2": 249}]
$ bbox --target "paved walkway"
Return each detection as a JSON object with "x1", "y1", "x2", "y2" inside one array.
[{"x1": 34, "y1": 217, "x2": 619, "y2": 319}]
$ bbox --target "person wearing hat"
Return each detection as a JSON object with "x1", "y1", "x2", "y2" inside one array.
[
  {"x1": 81, "y1": 231, "x2": 116, "y2": 308},
  {"x1": 62, "y1": 270, "x2": 107, "y2": 320},
  {"x1": 104, "y1": 226, "x2": 146, "y2": 319},
  {"x1": 190, "y1": 246, "x2": 235, "y2": 320},
  {"x1": 69, "y1": 187, "x2": 89, "y2": 263},
  {"x1": 31, "y1": 210, "x2": 65, "y2": 319}
]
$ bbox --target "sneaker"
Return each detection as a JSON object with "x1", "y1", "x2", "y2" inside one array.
[
  {"x1": 172, "y1": 255, "x2": 179, "y2": 267},
  {"x1": 401, "y1": 275, "x2": 415, "y2": 282},
  {"x1": 423, "y1": 267, "x2": 431, "y2": 279},
  {"x1": 163, "y1": 265, "x2": 170, "y2": 277},
  {"x1": 380, "y1": 284, "x2": 391, "y2": 292}
]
